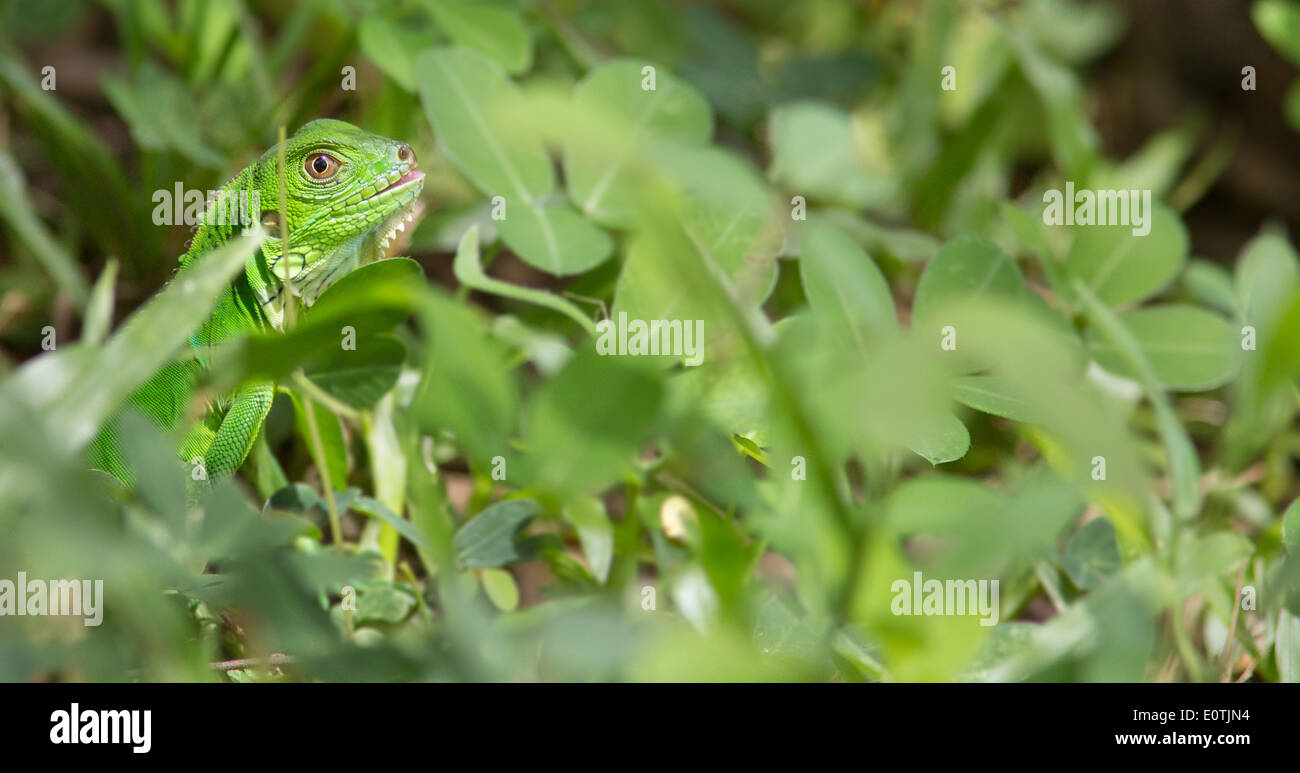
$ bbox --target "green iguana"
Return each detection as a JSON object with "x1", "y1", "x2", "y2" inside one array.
[{"x1": 88, "y1": 119, "x2": 425, "y2": 485}]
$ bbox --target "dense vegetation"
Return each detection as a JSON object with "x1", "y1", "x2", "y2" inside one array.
[{"x1": 2, "y1": 0, "x2": 1300, "y2": 682}]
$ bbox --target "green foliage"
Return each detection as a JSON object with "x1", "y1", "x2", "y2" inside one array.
[{"x1": 1, "y1": 0, "x2": 1298, "y2": 684}]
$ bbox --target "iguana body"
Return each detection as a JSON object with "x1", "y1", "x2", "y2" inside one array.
[{"x1": 89, "y1": 119, "x2": 424, "y2": 485}]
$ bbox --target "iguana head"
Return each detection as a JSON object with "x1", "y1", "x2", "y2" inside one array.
[{"x1": 254, "y1": 119, "x2": 425, "y2": 313}]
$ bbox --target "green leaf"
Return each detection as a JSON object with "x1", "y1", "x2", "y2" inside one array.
[
  {"x1": 453, "y1": 498, "x2": 541, "y2": 568},
  {"x1": 350, "y1": 495, "x2": 431, "y2": 552},
  {"x1": 524, "y1": 348, "x2": 663, "y2": 496},
  {"x1": 415, "y1": 46, "x2": 553, "y2": 202},
  {"x1": 302, "y1": 335, "x2": 405, "y2": 409},
  {"x1": 1074, "y1": 280, "x2": 1201, "y2": 520},
  {"x1": 1235, "y1": 228, "x2": 1300, "y2": 327},
  {"x1": 1284, "y1": 497, "x2": 1300, "y2": 554},
  {"x1": 425, "y1": 0, "x2": 533, "y2": 75},
  {"x1": 497, "y1": 202, "x2": 614, "y2": 275},
  {"x1": 767, "y1": 100, "x2": 897, "y2": 208},
  {"x1": 799, "y1": 220, "x2": 897, "y2": 352},
  {"x1": 290, "y1": 390, "x2": 348, "y2": 492},
  {"x1": 480, "y1": 568, "x2": 520, "y2": 611},
  {"x1": 952, "y1": 375, "x2": 1040, "y2": 422},
  {"x1": 101, "y1": 62, "x2": 223, "y2": 167},
  {"x1": 452, "y1": 226, "x2": 596, "y2": 334},
  {"x1": 411, "y1": 286, "x2": 518, "y2": 465},
  {"x1": 913, "y1": 234, "x2": 1026, "y2": 328},
  {"x1": 564, "y1": 59, "x2": 713, "y2": 226},
  {"x1": 1279, "y1": 609, "x2": 1300, "y2": 683},
  {"x1": 1254, "y1": 0, "x2": 1300, "y2": 67},
  {"x1": 1062, "y1": 517, "x2": 1121, "y2": 589},
  {"x1": 1086, "y1": 304, "x2": 1240, "y2": 392},
  {"x1": 562, "y1": 497, "x2": 614, "y2": 584},
  {"x1": 906, "y1": 412, "x2": 970, "y2": 466},
  {"x1": 1066, "y1": 203, "x2": 1188, "y2": 308},
  {"x1": 358, "y1": 16, "x2": 426, "y2": 91},
  {"x1": 37, "y1": 230, "x2": 263, "y2": 451},
  {"x1": 354, "y1": 582, "x2": 417, "y2": 625},
  {"x1": 0, "y1": 149, "x2": 89, "y2": 305},
  {"x1": 82, "y1": 259, "x2": 118, "y2": 345}
]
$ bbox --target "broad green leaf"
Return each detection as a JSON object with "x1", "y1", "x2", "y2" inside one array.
[
  {"x1": 411, "y1": 286, "x2": 518, "y2": 466},
  {"x1": 906, "y1": 411, "x2": 970, "y2": 466},
  {"x1": 1065, "y1": 203, "x2": 1187, "y2": 308},
  {"x1": 671, "y1": 352, "x2": 769, "y2": 444},
  {"x1": 564, "y1": 59, "x2": 713, "y2": 226},
  {"x1": 290, "y1": 390, "x2": 348, "y2": 492},
  {"x1": 952, "y1": 375, "x2": 1040, "y2": 422},
  {"x1": 523, "y1": 348, "x2": 663, "y2": 496},
  {"x1": 350, "y1": 495, "x2": 432, "y2": 552},
  {"x1": 425, "y1": 0, "x2": 533, "y2": 75},
  {"x1": 1062, "y1": 517, "x2": 1121, "y2": 589},
  {"x1": 415, "y1": 47, "x2": 553, "y2": 203},
  {"x1": 1182, "y1": 259, "x2": 1237, "y2": 317},
  {"x1": 799, "y1": 220, "x2": 897, "y2": 352},
  {"x1": 563, "y1": 496, "x2": 614, "y2": 583},
  {"x1": 913, "y1": 234, "x2": 1025, "y2": 328},
  {"x1": 767, "y1": 100, "x2": 897, "y2": 208},
  {"x1": 1235, "y1": 228, "x2": 1300, "y2": 326},
  {"x1": 358, "y1": 16, "x2": 426, "y2": 91},
  {"x1": 453, "y1": 498, "x2": 541, "y2": 568},
  {"x1": 1086, "y1": 304, "x2": 1240, "y2": 391},
  {"x1": 497, "y1": 202, "x2": 614, "y2": 275},
  {"x1": 302, "y1": 335, "x2": 405, "y2": 409}
]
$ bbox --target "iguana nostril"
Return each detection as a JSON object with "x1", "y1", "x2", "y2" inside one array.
[{"x1": 396, "y1": 143, "x2": 413, "y2": 163}]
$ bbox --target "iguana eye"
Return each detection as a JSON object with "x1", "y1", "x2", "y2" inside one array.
[{"x1": 305, "y1": 152, "x2": 339, "y2": 180}]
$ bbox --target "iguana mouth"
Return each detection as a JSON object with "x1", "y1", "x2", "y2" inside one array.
[{"x1": 377, "y1": 168, "x2": 425, "y2": 196}]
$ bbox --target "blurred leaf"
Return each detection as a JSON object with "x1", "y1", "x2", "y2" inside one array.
[
  {"x1": 1066, "y1": 203, "x2": 1188, "y2": 308},
  {"x1": 497, "y1": 202, "x2": 614, "y2": 275},
  {"x1": 358, "y1": 16, "x2": 425, "y2": 91},
  {"x1": 480, "y1": 568, "x2": 520, "y2": 611},
  {"x1": 411, "y1": 285, "x2": 518, "y2": 465},
  {"x1": 1063, "y1": 517, "x2": 1121, "y2": 589},
  {"x1": 565, "y1": 58, "x2": 712, "y2": 227},
  {"x1": 0, "y1": 149, "x2": 89, "y2": 304},
  {"x1": 302, "y1": 334, "x2": 405, "y2": 410},
  {"x1": 768, "y1": 101, "x2": 897, "y2": 209},
  {"x1": 523, "y1": 348, "x2": 663, "y2": 496},
  {"x1": 799, "y1": 220, "x2": 897, "y2": 352},
  {"x1": 906, "y1": 411, "x2": 970, "y2": 466},
  {"x1": 290, "y1": 389, "x2": 348, "y2": 492},
  {"x1": 453, "y1": 498, "x2": 541, "y2": 568},
  {"x1": 425, "y1": 0, "x2": 532, "y2": 75},
  {"x1": 1254, "y1": 0, "x2": 1300, "y2": 67},
  {"x1": 563, "y1": 496, "x2": 614, "y2": 583},
  {"x1": 1087, "y1": 305, "x2": 1240, "y2": 392},
  {"x1": 415, "y1": 46, "x2": 552, "y2": 202}
]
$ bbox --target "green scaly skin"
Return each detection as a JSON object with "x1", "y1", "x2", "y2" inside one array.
[{"x1": 88, "y1": 119, "x2": 425, "y2": 486}]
